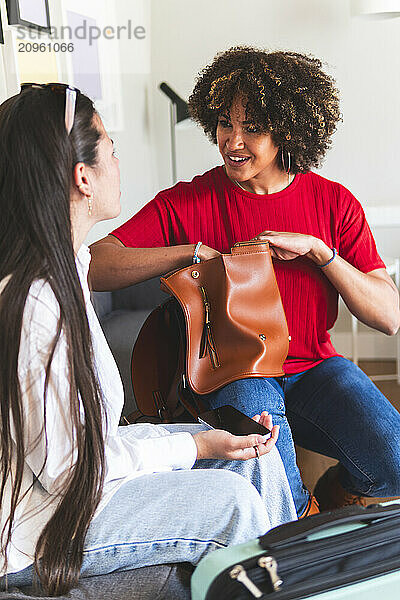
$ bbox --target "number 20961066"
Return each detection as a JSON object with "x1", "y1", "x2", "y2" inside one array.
[{"x1": 18, "y1": 42, "x2": 74, "y2": 53}]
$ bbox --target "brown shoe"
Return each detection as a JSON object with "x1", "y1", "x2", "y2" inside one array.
[
  {"x1": 299, "y1": 494, "x2": 320, "y2": 518},
  {"x1": 314, "y1": 464, "x2": 367, "y2": 512}
]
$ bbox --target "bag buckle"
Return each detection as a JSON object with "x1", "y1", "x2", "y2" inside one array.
[{"x1": 152, "y1": 390, "x2": 170, "y2": 421}]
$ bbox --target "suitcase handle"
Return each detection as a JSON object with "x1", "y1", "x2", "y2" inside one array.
[{"x1": 259, "y1": 503, "x2": 400, "y2": 549}]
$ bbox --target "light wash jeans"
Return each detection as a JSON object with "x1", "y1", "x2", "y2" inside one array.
[
  {"x1": 2, "y1": 423, "x2": 296, "y2": 589},
  {"x1": 202, "y1": 356, "x2": 400, "y2": 516}
]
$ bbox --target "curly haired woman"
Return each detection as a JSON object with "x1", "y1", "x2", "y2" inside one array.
[{"x1": 90, "y1": 47, "x2": 400, "y2": 518}]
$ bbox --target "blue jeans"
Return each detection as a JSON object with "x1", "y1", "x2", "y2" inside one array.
[
  {"x1": 1, "y1": 423, "x2": 296, "y2": 589},
  {"x1": 203, "y1": 356, "x2": 400, "y2": 516}
]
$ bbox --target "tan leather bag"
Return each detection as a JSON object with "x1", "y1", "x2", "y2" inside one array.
[
  {"x1": 160, "y1": 240, "x2": 289, "y2": 393},
  {"x1": 129, "y1": 241, "x2": 289, "y2": 422}
]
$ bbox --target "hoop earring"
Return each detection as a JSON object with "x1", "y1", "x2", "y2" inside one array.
[
  {"x1": 281, "y1": 148, "x2": 291, "y2": 174},
  {"x1": 281, "y1": 148, "x2": 292, "y2": 185},
  {"x1": 88, "y1": 194, "x2": 93, "y2": 216}
]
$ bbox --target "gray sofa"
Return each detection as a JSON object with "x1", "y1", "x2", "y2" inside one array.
[
  {"x1": 92, "y1": 277, "x2": 169, "y2": 417},
  {"x1": 0, "y1": 564, "x2": 192, "y2": 599}
]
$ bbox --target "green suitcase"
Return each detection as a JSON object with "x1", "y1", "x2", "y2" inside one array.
[{"x1": 191, "y1": 501, "x2": 400, "y2": 600}]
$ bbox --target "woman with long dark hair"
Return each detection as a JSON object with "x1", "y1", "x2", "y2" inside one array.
[{"x1": 0, "y1": 85, "x2": 296, "y2": 596}]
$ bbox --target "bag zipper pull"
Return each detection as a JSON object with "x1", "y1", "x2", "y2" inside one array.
[
  {"x1": 229, "y1": 564, "x2": 263, "y2": 598},
  {"x1": 258, "y1": 556, "x2": 283, "y2": 591}
]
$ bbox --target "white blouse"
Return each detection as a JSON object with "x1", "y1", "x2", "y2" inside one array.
[{"x1": 0, "y1": 245, "x2": 197, "y2": 575}]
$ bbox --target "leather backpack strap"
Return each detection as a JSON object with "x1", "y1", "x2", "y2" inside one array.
[
  {"x1": 129, "y1": 297, "x2": 204, "y2": 425},
  {"x1": 168, "y1": 299, "x2": 205, "y2": 421},
  {"x1": 121, "y1": 409, "x2": 143, "y2": 425},
  {"x1": 130, "y1": 299, "x2": 181, "y2": 422}
]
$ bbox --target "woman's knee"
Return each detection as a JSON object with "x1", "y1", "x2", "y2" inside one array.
[
  {"x1": 206, "y1": 377, "x2": 285, "y2": 418},
  {"x1": 344, "y1": 430, "x2": 400, "y2": 497},
  {"x1": 204, "y1": 469, "x2": 268, "y2": 538},
  {"x1": 207, "y1": 468, "x2": 262, "y2": 506}
]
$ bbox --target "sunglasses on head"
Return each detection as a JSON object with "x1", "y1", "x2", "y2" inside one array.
[{"x1": 20, "y1": 83, "x2": 81, "y2": 135}]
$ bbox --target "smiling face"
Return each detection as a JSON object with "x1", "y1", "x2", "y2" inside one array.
[{"x1": 216, "y1": 95, "x2": 281, "y2": 188}]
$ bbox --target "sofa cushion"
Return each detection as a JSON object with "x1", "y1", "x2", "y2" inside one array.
[
  {"x1": 112, "y1": 278, "x2": 168, "y2": 311},
  {"x1": 91, "y1": 278, "x2": 171, "y2": 416},
  {"x1": 91, "y1": 291, "x2": 112, "y2": 320},
  {"x1": 100, "y1": 309, "x2": 152, "y2": 415},
  {"x1": 0, "y1": 564, "x2": 192, "y2": 599}
]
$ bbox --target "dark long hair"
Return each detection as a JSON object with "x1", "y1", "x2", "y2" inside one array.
[{"x1": 0, "y1": 88, "x2": 104, "y2": 595}]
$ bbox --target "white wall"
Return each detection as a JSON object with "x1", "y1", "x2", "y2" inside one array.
[
  {"x1": 83, "y1": 0, "x2": 156, "y2": 244},
  {"x1": 149, "y1": 0, "x2": 400, "y2": 207}
]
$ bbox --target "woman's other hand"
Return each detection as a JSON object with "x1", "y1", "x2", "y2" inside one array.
[
  {"x1": 252, "y1": 231, "x2": 332, "y2": 265},
  {"x1": 193, "y1": 413, "x2": 279, "y2": 461},
  {"x1": 252, "y1": 410, "x2": 274, "y2": 432}
]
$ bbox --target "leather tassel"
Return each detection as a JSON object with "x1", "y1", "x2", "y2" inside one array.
[
  {"x1": 205, "y1": 323, "x2": 220, "y2": 369},
  {"x1": 199, "y1": 323, "x2": 208, "y2": 358},
  {"x1": 199, "y1": 287, "x2": 220, "y2": 369}
]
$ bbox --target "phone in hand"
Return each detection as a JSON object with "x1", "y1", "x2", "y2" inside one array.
[{"x1": 198, "y1": 404, "x2": 271, "y2": 437}]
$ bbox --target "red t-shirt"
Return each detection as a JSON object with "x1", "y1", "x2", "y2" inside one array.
[{"x1": 112, "y1": 167, "x2": 385, "y2": 375}]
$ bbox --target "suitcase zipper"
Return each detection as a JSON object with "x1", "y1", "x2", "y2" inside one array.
[
  {"x1": 226, "y1": 557, "x2": 283, "y2": 598},
  {"x1": 229, "y1": 565, "x2": 263, "y2": 598},
  {"x1": 257, "y1": 556, "x2": 283, "y2": 591}
]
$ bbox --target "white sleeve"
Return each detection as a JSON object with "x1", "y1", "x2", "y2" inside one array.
[
  {"x1": 16, "y1": 282, "x2": 198, "y2": 496},
  {"x1": 104, "y1": 426, "x2": 198, "y2": 482}
]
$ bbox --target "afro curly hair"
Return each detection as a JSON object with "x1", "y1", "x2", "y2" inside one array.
[{"x1": 188, "y1": 46, "x2": 341, "y2": 174}]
